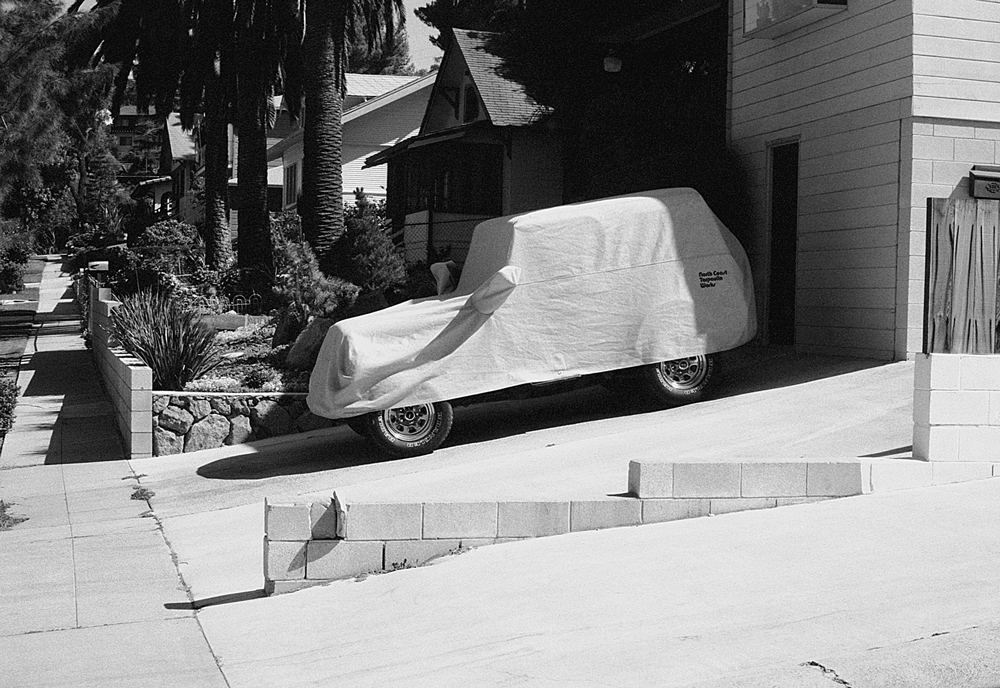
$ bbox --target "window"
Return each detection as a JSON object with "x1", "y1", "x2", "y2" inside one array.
[
  {"x1": 463, "y1": 85, "x2": 480, "y2": 123},
  {"x1": 404, "y1": 144, "x2": 502, "y2": 216},
  {"x1": 284, "y1": 163, "x2": 299, "y2": 208},
  {"x1": 744, "y1": 0, "x2": 846, "y2": 38},
  {"x1": 118, "y1": 136, "x2": 133, "y2": 147}
]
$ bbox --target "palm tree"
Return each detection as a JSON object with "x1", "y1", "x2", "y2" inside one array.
[
  {"x1": 299, "y1": 0, "x2": 404, "y2": 273},
  {"x1": 228, "y1": 0, "x2": 302, "y2": 288},
  {"x1": 181, "y1": 0, "x2": 239, "y2": 270}
]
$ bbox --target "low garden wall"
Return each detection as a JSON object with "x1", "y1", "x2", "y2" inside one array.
[
  {"x1": 264, "y1": 457, "x2": 1000, "y2": 594},
  {"x1": 86, "y1": 283, "x2": 335, "y2": 458},
  {"x1": 151, "y1": 392, "x2": 332, "y2": 455},
  {"x1": 90, "y1": 284, "x2": 154, "y2": 459}
]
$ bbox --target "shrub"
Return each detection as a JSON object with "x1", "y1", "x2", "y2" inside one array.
[
  {"x1": 108, "y1": 290, "x2": 222, "y2": 390},
  {"x1": 271, "y1": 214, "x2": 359, "y2": 330},
  {"x1": 328, "y1": 192, "x2": 406, "y2": 296},
  {"x1": 0, "y1": 378, "x2": 18, "y2": 434},
  {"x1": 0, "y1": 259, "x2": 25, "y2": 295},
  {"x1": 0, "y1": 226, "x2": 33, "y2": 294}
]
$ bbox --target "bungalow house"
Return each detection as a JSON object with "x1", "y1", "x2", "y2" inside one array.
[
  {"x1": 365, "y1": 29, "x2": 564, "y2": 263},
  {"x1": 266, "y1": 73, "x2": 435, "y2": 212},
  {"x1": 726, "y1": 0, "x2": 1000, "y2": 361},
  {"x1": 162, "y1": 113, "x2": 201, "y2": 224}
]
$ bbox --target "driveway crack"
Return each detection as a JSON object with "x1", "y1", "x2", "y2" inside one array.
[{"x1": 802, "y1": 660, "x2": 853, "y2": 686}]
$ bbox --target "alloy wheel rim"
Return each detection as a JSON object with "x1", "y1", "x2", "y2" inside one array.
[
  {"x1": 382, "y1": 404, "x2": 436, "y2": 442},
  {"x1": 655, "y1": 355, "x2": 708, "y2": 390}
]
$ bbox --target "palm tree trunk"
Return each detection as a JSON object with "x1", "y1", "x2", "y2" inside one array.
[
  {"x1": 236, "y1": 59, "x2": 274, "y2": 288},
  {"x1": 301, "y1": 0, "x2": 346, "y2": 273},
  {"x1": 203, "y1": 82, "x2": 233, "y2": 269}
]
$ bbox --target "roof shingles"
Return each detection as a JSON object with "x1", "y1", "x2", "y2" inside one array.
[{"x1": 453, "y1": 29, "x2": 549, "y2": 127}]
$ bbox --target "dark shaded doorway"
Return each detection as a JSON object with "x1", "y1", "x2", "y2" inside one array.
[{"x1": 768, "y1": 142, "x2": 799, "y2": 345}]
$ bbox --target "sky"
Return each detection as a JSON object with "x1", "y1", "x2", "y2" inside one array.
[{"x1": 60, "y1": 0, "x2": 444, "y2": 71}]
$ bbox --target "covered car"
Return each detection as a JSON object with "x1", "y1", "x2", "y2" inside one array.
[{"x1": 309, "y1": 187, "x2": 756, "y2": 455}]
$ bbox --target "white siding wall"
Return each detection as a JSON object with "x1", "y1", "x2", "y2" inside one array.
[
  {"x1": 507, "y1": 131, "x2": 564, "y2": 214},
  {"x1": 281, "y1": 91, "x2": 428, "y2": 207},
  {"x1": 913, "y1": 0, "x2": 1000, "y2": 123},
  {"x1": 730, "y1": 0, "x2": 910, "y2": 360}
]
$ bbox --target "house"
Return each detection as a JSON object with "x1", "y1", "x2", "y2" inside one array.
[
  {"x1": 162, "y1": 113, "x2": 202, "y2": 224},
  {"x1": 266, "y1": 73, "x2": 435, "y2": 213},
  {"x1": 365, "y1": 29, "x2": 564, "y2": 263},
  {"x1": 723, "y1": 0, "x2": 1000, "y2": 362},
  {"x1": 109, "y1": 105, "x2": 160, "y2": 180}
]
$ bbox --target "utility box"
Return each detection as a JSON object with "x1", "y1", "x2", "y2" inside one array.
[{"x1": 969, "y1": 166, "x2": 1000, "y2": 200}]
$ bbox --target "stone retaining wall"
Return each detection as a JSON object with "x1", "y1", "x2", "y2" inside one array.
[{"x1": 152, "y1": 392, "x2": 333, "y2": 456}]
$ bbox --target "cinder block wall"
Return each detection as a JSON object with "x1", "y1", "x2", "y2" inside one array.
[
  {"x1": 897, "y1": 118, "x2": 1000, "y2": 358},
  {"x1": 88, "y1": 285, "x2": 153, "y2": 458},
  {"x1": 914, "y1": 353, "x2": 1000, "y2": 461}
]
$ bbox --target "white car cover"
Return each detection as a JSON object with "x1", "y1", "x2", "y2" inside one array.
[{"x1": 308, "y1": 188, "x2": 757, "y2": 419}]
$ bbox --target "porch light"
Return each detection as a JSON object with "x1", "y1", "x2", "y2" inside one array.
[{"x1": 604, "y1": 50, "x2": 622, "y2": 73}]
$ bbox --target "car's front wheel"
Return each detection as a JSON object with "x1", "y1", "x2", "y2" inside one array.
[
  {"x1": 638, "y1": 354, "x2": 714, "y2": 406},
  {"x1": 360, "y1": 401, "x2": 454, "y2": 457}
]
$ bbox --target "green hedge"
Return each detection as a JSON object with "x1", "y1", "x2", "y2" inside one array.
[{"x1": 0, "y1": 378, "x2": 18, "y2": 434}]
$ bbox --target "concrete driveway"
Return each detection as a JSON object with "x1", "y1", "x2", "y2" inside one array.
[{"x1": 134, "y1": 349, "x2": 914, "y2": 601}]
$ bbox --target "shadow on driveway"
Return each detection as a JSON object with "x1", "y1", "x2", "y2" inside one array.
[{"x1": 194, "y1": 347, "x2": 897, "y2": 481}]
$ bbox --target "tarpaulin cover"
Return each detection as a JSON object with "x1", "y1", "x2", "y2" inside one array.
[{"x1": 308, "y1": 188, "x2": 757, "y2": 419}]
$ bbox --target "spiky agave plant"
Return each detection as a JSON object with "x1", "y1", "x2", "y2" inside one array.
[{"x1": 108, "y1": 290, "x2": 221, "y2": 390}]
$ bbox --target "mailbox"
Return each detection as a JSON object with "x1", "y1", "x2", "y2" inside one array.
[{"x1": 969, "y1": 165, "x2": 1000, "y2": 200}]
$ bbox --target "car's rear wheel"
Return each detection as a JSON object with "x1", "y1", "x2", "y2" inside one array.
[
  {"x1": 344, "y1": 415, "x2": 368, "y2": 436},
  {"x1": 638, "y1": 354, "x2": 714, "y2": 406},
  {"x1": 361, "y1": 402, "x2": 454, "y2": 457}
]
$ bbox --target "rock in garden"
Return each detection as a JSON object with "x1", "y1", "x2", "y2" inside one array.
[
  {"x1": 225, "y1": 415, "x2": 253, "y2": 445},
  {"x1": 154, "y1": 426, "x2": 184, "y2": 456},
  {"x1": 250, "y1": 399, "x2": 292, "y2": 437},
  {"x1": 188, "y1": 398, "x2": 212, "y2": 420},
  {"x1": 152, "y1": 396, "x2": 169, "y2": 414},
  {"x1": 285, "y1": 318, "x2": 334, "y2": 370},
  {"x1": 159, "y1": 405, "x2": 194, "y2": 434},
  {"x1": 286, "y1": 400, "x2": 307, "y2": 418},
  {"x1": 209, "y1": 397, "x2": 232, "y2": 416},
  {"x1": 185, "y1": 413, "x2": 230, "y2": 452}
]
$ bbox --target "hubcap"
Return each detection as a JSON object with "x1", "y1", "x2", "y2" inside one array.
[
  {"x1": 655, "y1": 355, "x2": 708, "y2": 391},
  {"x1": 382, "y1": 404, "x2": 437, "y2": 442}
]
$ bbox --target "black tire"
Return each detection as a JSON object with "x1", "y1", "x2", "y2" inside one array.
[
  {"x1": 344, "y1": 415, "x2": 368, "y2": 436},
  {"x1": 361, "y1": 401, "x2": 454, "y2": 457},
  {"x1": 638, "y1": 354, "x2": 714, "y2": 406}
]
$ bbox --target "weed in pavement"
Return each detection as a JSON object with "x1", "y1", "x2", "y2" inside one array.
[
  {"x1": 131, "y1": 486, "x2": 155, "y2": 501},
  {"x1": 0, "y1": 500, "x2": 27, "y2": 530}
]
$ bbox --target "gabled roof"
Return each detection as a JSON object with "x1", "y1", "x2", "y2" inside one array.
[
  {"x1": 266, "y1": 73, "x2": 435, "y2": 162},
  {"x1": 345, "y1": 73, "x2": 422, "y2": 98},
  {"x1": 452, "y1": 28, "x2": 548, "y2": 127},
  {"x1": 165, "y1": 113, "x2": 197, "y2": 163}
]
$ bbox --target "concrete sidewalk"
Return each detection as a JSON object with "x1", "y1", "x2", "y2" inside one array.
[{"x1": 0, "y1": 258, "x2": 226, "y2": 688}]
